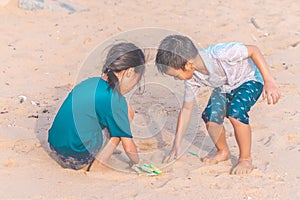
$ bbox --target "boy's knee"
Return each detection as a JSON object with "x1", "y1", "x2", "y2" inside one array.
[
  {"x1": 227, "y1": 102, "x2": 249, "y2": 124},
  {"x1": 228, "y1": 114, "x2": 249, "y2": 125},
  {"x1": 202, "y1": 110, "x2": 225, "y2": 125}
]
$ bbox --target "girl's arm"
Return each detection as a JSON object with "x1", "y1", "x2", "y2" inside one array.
[
  {"x1": 127, "y1": 102, "x2": 135, "y2": 122},
  {"x1": 95, "y1": 137, "x2": 139, "y2": 166},
  {"x1": 125, "y1": 102, "x2": 138, "y2": 164},
  {"x1": 246, "y1": 45, "x2": 281, "y2": 104},
  {"x1": 95, "y1": 137, "x2": 121, "y2": 164},
  {"x1": 95, "y1": 101, "x2": 138, "y2": 166},
  {"x1": 121, "y1": 137, "x2": 139, "y2": 164}
]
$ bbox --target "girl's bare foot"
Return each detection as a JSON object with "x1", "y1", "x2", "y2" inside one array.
[
  {"x1": 113, "y1": 149, "x2": 122, "y2": 154},
  {"x1": 231, "y1": 158, "x2": 254, "y2": 175},
  {"x1": 201, "y1": 150, "x2": 229, "y2": 164},
  {"x1": 82, "y1": 160, "x2": 111, "y2": 172}
]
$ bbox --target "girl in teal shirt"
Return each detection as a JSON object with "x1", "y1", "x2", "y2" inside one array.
[{"x1": 48, "y1": 43, "x2": 145, "y2": 170}]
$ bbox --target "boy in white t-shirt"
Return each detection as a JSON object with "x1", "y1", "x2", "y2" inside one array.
[{"x1": 155, "y1": 35, "x2": 280, "y2": 174}]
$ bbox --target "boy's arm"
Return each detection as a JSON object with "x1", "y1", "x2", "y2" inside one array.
[
  {"x1": 246, "y1": 45, "x2": 281, "y2": 104},
  {"x1": 163, "y1": 100, "x2": 194, "y2": 163}
]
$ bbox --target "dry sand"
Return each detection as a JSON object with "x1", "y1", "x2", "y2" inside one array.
[{"x1": 0, "y1": 0, "x2": 299, "y2": 199}]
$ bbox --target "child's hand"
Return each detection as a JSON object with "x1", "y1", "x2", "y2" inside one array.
[
  {"x1": 129, "y1": 158, "x2": 144, "y2": 167},
  {"x1": 127, "y1": 103, "x2": 135, "y2": 121},
  {"x1": 262, "y1": 80, "x2": 281, "y2": 104},
  {"x1": 163, "y1": 145, "x2": 181, "y2": 163},
  {"x1": 128, "y1": 160, "x2": 136, "y2": 167}
]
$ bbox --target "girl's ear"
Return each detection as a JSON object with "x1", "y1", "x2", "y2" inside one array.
[{"x1": 125, "y1": 67, "x2": 134, "y2": 77}]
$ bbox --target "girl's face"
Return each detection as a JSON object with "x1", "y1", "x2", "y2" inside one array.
[{"x1": 119, "y1": 67, "x2": 142, "y2": 94}]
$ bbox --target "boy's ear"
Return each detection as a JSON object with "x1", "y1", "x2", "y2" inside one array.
[{"x1": 185, "y1": 61, "x2": 194, "y2": 71}]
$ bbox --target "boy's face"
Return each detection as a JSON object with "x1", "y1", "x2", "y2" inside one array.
[{"x1": 165, "y1": 62, "x2": 195, "y2": 80}]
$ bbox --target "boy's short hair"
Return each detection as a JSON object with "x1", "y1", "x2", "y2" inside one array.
[{"x1": 155, "y1": 35, "x2": 198, "y2": 74}]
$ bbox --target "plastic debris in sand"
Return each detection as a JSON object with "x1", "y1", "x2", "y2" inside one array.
[
  {"x1": 132, "y1": 163, "x2": 163, "y2": 176},
  {"x1": 18, "y1": 0, "x2": 89, "y2": 14}
]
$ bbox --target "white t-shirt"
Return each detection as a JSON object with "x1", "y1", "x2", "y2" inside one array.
[{"x1": 184, "y1": 42, "x2": 263, "y2": 102}]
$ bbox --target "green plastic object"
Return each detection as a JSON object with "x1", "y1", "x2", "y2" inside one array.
[
  {"x1": 132, "y1": 163, "x2": 163, "y2": 176},
  {"x1": 188, "y1": 151, "x2": 199, "y2": 157}
]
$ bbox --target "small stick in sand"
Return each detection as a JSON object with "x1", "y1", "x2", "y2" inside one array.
[
  {"x1": 250, "y1": 17, "x2": 261, "y2": 29},
  {"x1": 290, "y1": 41, "x2": 300, "y2": 48}
]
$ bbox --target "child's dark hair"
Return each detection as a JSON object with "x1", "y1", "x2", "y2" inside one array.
[
  {"x1": 155, "y1": 35, "x2": 198, "y2": 74},
  {"x1": 102, "y1": 42, "x2": 145, "y2": 92}
]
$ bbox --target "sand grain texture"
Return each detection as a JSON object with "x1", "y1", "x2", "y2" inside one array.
[{"x1": 0, "y1": 0, "x2": 299, "y2": 199}]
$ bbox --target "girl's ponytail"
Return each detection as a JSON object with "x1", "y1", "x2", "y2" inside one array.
[
  {"x1": 104, "y1": 68, "x2": 120, "y2": 91},
  {"x1": 102, "y1": 43, "x2": 145, "y2": 93}
]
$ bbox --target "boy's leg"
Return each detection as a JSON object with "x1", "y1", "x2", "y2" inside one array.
[
  {"x1": 227, "y1": 81, "x2": 263, "y2": 174},
  {"x1": 202, "y1": 88, "x2": 229, "y2": 164},
  {"x1": 202, "y1": 122, "x2": 230, "y2": 164},
  {"x1": 228, "y1": 117, "x2": 253, "y2": 174}
]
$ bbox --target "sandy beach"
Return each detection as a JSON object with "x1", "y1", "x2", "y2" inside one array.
[{"x1": 0, "y1": 0, "x2": 299, "y2": 199}]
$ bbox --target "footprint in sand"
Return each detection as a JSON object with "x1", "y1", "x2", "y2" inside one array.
[
  {"x1": 3, "y1": 160, "x2": 15, "y2": 167},
  {"x1": 131, "y1": 104, "x2": 168, "y2": 138},
  {"x1": 149, "y1": 150, "x2": 165, "y2": 164}
]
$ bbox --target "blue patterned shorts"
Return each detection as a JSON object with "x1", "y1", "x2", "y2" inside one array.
[{"x1": 202, "y1": 80, "x2": 263, "y2": 124}]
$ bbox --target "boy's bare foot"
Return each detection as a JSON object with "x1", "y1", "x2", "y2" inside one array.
[
  {"x1": 201, "y1": 150, "x2": 229, "y2": 164},
  {"x1": 231, "y1": 158, "x2": 254, "y2": 175}
]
